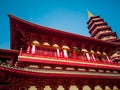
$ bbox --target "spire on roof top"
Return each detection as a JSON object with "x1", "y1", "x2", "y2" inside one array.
[{"x1": 87, "y1": 10, "x2": 94, "y2": 18}]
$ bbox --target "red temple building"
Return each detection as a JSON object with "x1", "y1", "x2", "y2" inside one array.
[{"x1": 0, "y1": 14, "x2": 120, "y2": 90}]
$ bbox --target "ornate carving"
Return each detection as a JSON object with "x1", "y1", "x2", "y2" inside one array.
[
  {"x1": 36, "y1": 80, "x2": 45, "y2": 90},
  {"x1": 63, "y1": 85, "x2": 70, "y2": 90},
  {"x1": 62, "y1": 79, "x2": 70, "y2": 90}
]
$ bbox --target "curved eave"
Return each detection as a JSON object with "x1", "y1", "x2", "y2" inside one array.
[
  {"x1": 97, "y1": 32, "x2": 117, "y2": 39},
  {"x1": 8, "y1": 14, "x2": 120, "y2": 50},
  {"x1": 91, "y1": 27, "x2": 111, "y2": 37},
  {"x1": 111, "y1": 39, "x2": 120, "y2": 43},
  {"x1": 88, "y1": 18, "x2": 104, "y2": 29},
  {"x1": 89, "y1": 23, "x2": 108, "y2": 33},
  {"x1": 0, "y1": 66, "x2": 120, "y2": 79},
  {"x1": 87, "y1": 16, "x2": 100, "y2": 24},
  {"x1": 0, "y1": 48, "x2": 19, "y2": 55}
]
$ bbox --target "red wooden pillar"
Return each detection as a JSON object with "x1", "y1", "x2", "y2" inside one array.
[
  {"x1": 83, "y1": 52, "x2": 88, "y2": 62},
  {"x1": 86, "y1": 53, "x2": 90, "y2": 61},
  {"x1": 31, "y1": 45, "x2": 36, "y2": 54},
  {"x1": 27, "y1": 45, "x2": 31, "y2": 53},
  {"x1": 60, "y1": 50, "x2": 64, "y2": 58},
  {"x1": 19, "y1": 48, "x2": 22, "y2": 55},
  {"x1": 56, "y1": 49, "x2": 60, "y2": 57},
  {"x1": 91, "y1": 54, "x2": 96, "y2": 62},
  {"x1": 63, "y1": 49, "x2": 68, "y2": 58},
  {"x1": 72, "y1": 48, "x2": 77, "y2": 59}
]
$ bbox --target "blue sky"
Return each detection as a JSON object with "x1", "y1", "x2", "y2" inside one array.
[{"x1": 0, "y1": 0, "x2": 120, "y2": 49}]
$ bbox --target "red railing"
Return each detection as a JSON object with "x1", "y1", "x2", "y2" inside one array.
[{"x1": 19, "y1": 51, "x2": 117, "y2": 66}]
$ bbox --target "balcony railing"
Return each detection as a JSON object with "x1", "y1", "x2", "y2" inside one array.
[{"x1": 18, "y1": 49, "x2": 117, "y2": 66}]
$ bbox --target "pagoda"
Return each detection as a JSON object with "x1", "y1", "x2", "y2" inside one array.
[
  {"x1": 87, "y1": 11, "x2": 120, "y2": 63},
  {"x1": 87, "y1": 11, "x2": 120, "y2": 42},
  {"x1": 0, "y1": 14, "x2": 120, "y2": 90}
]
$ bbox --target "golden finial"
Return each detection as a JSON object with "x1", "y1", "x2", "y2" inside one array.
[{"x1": 87, "y1": 10, "x2": 94, "y2": 18}]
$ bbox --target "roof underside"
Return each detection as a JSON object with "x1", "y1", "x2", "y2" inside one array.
[{"x1": 8, "y1": 15, "x2": 120, "y2": 54}]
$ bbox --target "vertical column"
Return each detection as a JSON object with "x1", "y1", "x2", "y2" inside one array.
[
  {"x1": 27, "y1": 45, "x2": 31, "y2": 53},
  {"x1": 72, "y1": 48, "x2": 77, "y2": 59},
  {"x1": 62, "y1": 45, "x2": 69, "y2": 58},
  {"x1": 19, "y1": 48, "x2": 23, "y2": 55},
  {"x1": 86, "y1": 53, "x2": 90, "y2": 61},
  {"x1": 57, "y1": 49, "x2": 60, "y2": 57},
  {"x1": 81, "y1": 49, "x2": 88, "y2": 61},
  {"x1": 31, "y1": 45, "x2": 36, "y2": 54},
  {"x1": 91, "y1": 54, "x2": 96, "y2": 61},
  {"x1": 63, "y1": 49, "x2": 68, "y2": 58},
  {"x1": 60, "y1": 50, "x2": 64, "y2": 58}
]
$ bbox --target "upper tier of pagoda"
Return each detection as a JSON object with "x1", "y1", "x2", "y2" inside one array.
[{"x1": 87, "y1": 11, "x2": 120, "y2": 42}]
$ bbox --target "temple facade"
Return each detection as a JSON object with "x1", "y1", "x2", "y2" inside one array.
[{"x1": 0, "y1": 14, "x2": 120, "y2": 90}]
